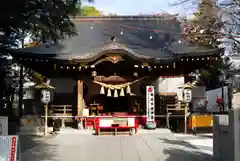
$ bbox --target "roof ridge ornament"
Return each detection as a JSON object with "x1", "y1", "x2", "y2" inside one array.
[
  {"x1": 103, "y1": 41, "x2": 126, "y2": 50},
  {"x1": 110, "y1": 36, "x2": 116, "y2": 42},
  {"x1": 104, "y1": 36, "x2": 117, "y2": 44}
]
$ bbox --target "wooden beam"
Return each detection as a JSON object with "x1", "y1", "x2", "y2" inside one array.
[{"x1": 77, "y1": 80, "x2": 84, "y2": 116}]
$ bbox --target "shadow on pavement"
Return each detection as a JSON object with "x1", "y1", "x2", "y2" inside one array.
[
  {"x1": 158, "y1": 138, "x2": 198, "y2": 149},
  {"x1": 197, "y1": 134, "x2": 213, "y2": 139},
  {"x1": 19, "y1": 134, "x2": 56, "y2": 153},
  {"x1": 163, "y1": 148, "x2": 213, "y2": 161},
  {"x1": 21, "y1": 143, "x2": 59, "y2": 161}
]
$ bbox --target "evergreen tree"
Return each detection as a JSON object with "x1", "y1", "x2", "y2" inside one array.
[
  {"x1": 0, "y1": 0, "x2": 94, "y2": 49},
  {"x1": 80, "y1": 5, "x2": 102, "y2": 16},
  {"x1": 0, "y1": 0, "x2": 93, "y2": 118}
]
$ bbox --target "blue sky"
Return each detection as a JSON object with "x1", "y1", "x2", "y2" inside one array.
[{"x1": 83, "y1": 0, "x2": 198, "y2": 16}]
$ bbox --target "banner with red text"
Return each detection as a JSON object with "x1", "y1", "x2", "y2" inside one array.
[{"x1": 0, "y1": 135, "x2": 19, "y2": 161}]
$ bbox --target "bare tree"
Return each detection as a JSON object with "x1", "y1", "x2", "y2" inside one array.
[{"x1": 171, "y1": 0, "x2": 240, "y2": 53}]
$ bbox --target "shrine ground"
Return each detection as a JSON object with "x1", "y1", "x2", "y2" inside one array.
[{"x1": 21, "y1": 128, "x2": 213, "y2": 161}]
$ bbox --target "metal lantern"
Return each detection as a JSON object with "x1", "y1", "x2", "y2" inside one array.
[
  {"x1": 92, "y1": 71, "x2": 97, "y2": 77},
  {"x1": 133, "y1": 72, "x2": 138, "y2": 77}
]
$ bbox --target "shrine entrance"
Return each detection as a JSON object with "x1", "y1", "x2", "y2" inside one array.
[
  {"x1": 104, "y1": 96, "x2": 129, "y2": 113},
  {"x1": 86, "y1": 75, "x2": 148, "y2": 117}
]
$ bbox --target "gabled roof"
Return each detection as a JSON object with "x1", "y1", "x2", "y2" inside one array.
[{"x1": 8, "y1": 16, "x2": 222, "y2": 63}]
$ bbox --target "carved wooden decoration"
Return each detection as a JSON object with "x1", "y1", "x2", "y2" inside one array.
[
  {"x1": 106, "y1": 55, "x2": 123, "y2": 64},
  {"x1": 94, "y1": 75, "x2": 131, "y2": 84}
]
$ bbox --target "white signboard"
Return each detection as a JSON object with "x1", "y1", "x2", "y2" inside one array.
[
  {"x1": 41, "y1": 90, "x2": 51, "y2": 104},
  {"x1": 0, "y1": 117, "x2": 8, "y2": 136},
  {"x1": 206, "y1": 86, "x2": 228, "y2": 112},
  {"x1": 0, "y1": 135, "x2": 19, "y2": 161},
  {"x1": 99, "y1": 119, "x2": 113, "y2": 127},
  {"x1": 157, "y1": 77, "x2": 184, "y2": 100},
  {"x1": 127, "y1": 118, "x2": 135, "y2": 126},
  {"x1": 23, "y1": 89, "x2": 34, "y2": 99},
  {"x1": 146, "y1": 86, "x2": 155, "y2": 122}
]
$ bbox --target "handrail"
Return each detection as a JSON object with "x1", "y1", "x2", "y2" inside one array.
[
  {"x1": 51, "y1": 105, "x2": 72, "y2": 107},
  {"x1": 167, "y1": 108, "x2": 185, "y2": 111},
  {"x1": 51, "y1": 105, "x2": 75, "y2": 116},
  {"x1": 50, "y1": 105, "x2": 75, "y2": 126},
  {"x1": 54, "y1": 109, "x2": 73, "y2": 111}
]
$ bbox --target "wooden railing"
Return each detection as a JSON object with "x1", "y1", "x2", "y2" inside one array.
[
  {"x1": 166, "y1": 102, "x2": 190, "y2": 133},
  {"x1": 51, "y1": 105, "x2": 76, "y2": 127},
  {"x1": 51, "y1": 105, "x2": 74, "y2": 116}
]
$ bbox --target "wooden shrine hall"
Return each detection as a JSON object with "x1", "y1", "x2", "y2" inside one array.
[{"x1": 7, "y1": 15, "x2": 223, "y2": 131}]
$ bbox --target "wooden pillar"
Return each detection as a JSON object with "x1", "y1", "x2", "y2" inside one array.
[{"x1": 77, "y1": 80, "x2": 84, "y2": 116}]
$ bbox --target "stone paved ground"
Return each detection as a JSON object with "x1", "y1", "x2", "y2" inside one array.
[
  {"x1": 19, "y1": 134, "x2": 56, "y2": 153},
  {"x1": 173, "y1": 133, "x2": 213, "y2": 155},
  {"x1": 21, "y1": 128, "x2": 213, "y2": 161}
]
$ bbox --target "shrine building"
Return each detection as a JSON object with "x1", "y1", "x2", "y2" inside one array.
[{"x1": 7, "y1": 15, "x2": 222, "y2": 131}]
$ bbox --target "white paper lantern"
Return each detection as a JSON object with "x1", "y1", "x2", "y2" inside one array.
[{"x1": 41, "y1": 90, "x2": 51, "y2": 104}]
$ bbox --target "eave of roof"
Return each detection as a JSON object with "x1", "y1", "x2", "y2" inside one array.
[{"x1": 7, "y1": 15, "x2": 222, "y2": 63}]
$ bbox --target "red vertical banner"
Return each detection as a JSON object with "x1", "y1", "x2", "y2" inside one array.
[
  {"x1": 0, "y1": 135, "x2": 19, "y2": 161},
  {"x1": 10, "y1": 136, "x2": 17, "y2": 161}
]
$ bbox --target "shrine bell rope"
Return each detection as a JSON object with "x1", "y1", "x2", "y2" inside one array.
[{"x1": 93, "y1": 76, "x2": 148, "y2": 90}]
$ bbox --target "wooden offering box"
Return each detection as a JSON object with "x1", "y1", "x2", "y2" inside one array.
[{"x1": 95, "y1": 116, "x2": 138, "y2": 135}]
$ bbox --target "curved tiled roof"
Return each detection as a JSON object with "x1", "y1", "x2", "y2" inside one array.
[{"x1": 8, "y1": 16, "x2": 221, "y2": 62}]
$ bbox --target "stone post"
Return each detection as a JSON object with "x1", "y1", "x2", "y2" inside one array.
[
  {"x1": 231, "y1": 92, "x2": 240, "y2": 161},
  {"x1": 213, "y1": 92, "x2": 240, "y2": 161}
]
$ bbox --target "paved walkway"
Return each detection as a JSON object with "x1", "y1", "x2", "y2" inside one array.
[
  {"x1": 19, "y1": 134, "x2": 56, "y2": 153},
  {"x1": 21, "y1": 129, "x2": 213, "y2": 161},
  {"x1": 173, "y1": 133, "x2": 213, "y2": 155}
]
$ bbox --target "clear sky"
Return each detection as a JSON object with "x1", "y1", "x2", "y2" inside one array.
[{"x1": 83, "y1": 0, "x2": 198, "y2": 16}]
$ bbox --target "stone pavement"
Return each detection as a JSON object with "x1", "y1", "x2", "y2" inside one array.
[
  {"x1": 173, "y1": 133, "x2": 213, "y2": 155},
  {"x1": 19, "y1": 134, "x2": 56, "y2": 153},
  {"x1": 21, "y1": 128, "x2": 213, "y2": 161}
]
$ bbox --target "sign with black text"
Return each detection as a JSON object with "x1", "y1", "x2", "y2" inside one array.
[
  {"x1": 183, "y1": 89, "x2": 192, "y2": 103},
  {"x1": 146, "y1": 86, "x2": 155, "y2": 122},
  {"x1": 41, "y1": 90, "x2": 51, "y2": 104}
]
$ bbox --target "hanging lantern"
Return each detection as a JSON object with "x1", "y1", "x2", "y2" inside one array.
[
  {"x1": 120, "y1": 88, "x2": 125, "y2": 96},
  {"x1": 92, "y1": 71, "x2": 97, "y2": 77},
  {"x1": 133, "y1": 72, "x2": 138, "y2": 77},
  {"x1": 120, "y1": 28, "x2": 123, "y2": 35},
  {"x1": 126, "y1": 85, "x2": 131, "y2": 94},
  {"x1": 114, "y1": 89, "x2": 118, "y2": 98},
  {"x1": 100, "y1": 86, "x2": 105, "y2": 95},
  {"x1": 107, "y1": 88, "x2": 111, "y2": 97}
]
